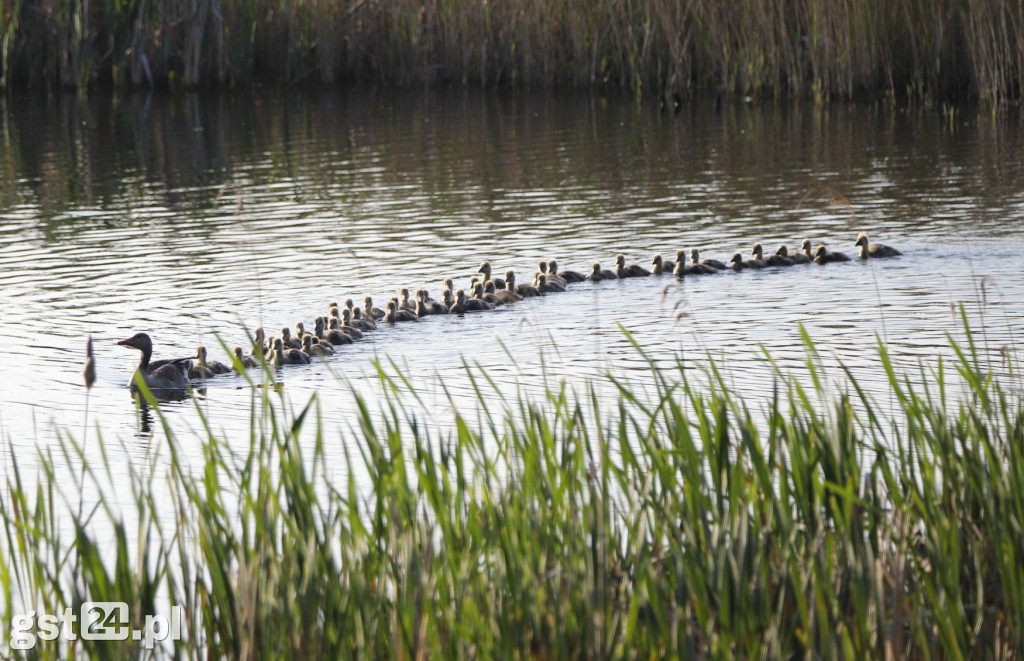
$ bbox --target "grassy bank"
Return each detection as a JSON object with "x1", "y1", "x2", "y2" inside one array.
[
  {"x1": 2, "y1": 0, "x2": 1023, "y2": 103},
  {"x1": 1, "y1": 321, "x2": 1023, "y2": 658}
]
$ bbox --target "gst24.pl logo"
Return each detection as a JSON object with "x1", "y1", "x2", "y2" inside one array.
[{"x1": 10, "y1": 602, "x2": 184, "y2": 650}]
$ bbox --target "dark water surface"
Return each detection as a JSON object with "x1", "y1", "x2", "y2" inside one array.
[{"x1": 1, "y1": 89, "x2": 1023, "y2": 496}]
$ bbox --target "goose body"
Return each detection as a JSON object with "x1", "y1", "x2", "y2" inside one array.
[
  {"x1": 776, "y1": 245, "x2": 810, "y2": 264},
  {"x1": 302, "y1": 335, "x2": 333, "y2": 357},
  {"x1": 416, "y1": 289, "x2": 449, "y2": 314},
  {"x1": 651, "y1": 254, "x2": 675, "y2": 275},
  {"x1": 464, "y1": 289, "x2": 494, "y2": 311},
  {"x1": 340, "y1": 309, "x2": 367, "y2": 338},
  {"x1": 589, "y1": 262, "x2": 618, "y2": 282},
  {"x1": 478, "y1": 262, "x2": 506, "y2": 291},
  {"x1": 386, "y1": 300, "x2": 419, "y2": 323},
  {"x1": 448, "y1": 290, "x2": 469, "y2": 314},
  {"x1": 272, "y1": 338, "x2": 311, "y2": 366},
  {"x1": 363, "y1": 297, "x2": 386, "y2": 320},
  {"x1": 673, "y1": 260, "x2": 717, "y2": 277},
  {"x1": 536, "y1": 274, "x2": 565, "y2": 293},
  {"x1": 190, "y1": 345, "x2": 231, "y2": 379},
  {"x1": 813, "y1": 244, "x2": 851, "y2": 264},
  {"x1": 689, "y1": 249, "x2": 727, "y2": 271},
  {"x1": 506, "y1": 271, "x2": 541, "y2": 298},
  {"x1": 117, "y1": 333, "x2": 193, "y2": 391},
  {"x1": 615, "y1": 254, "x2": 650, "y2": 278},
  {"x1": 233, "y1": 346, "x2": 259, "y2": 370},
  {"x1": 479, "y1": 281, "x2": 505, "y2": 306},
  {"x1": 855, "y1": 232, "x2": 902, "y2": 259},
  {"x1": 548, "y1": 260, "x2": 585, "y2": 283},
  {"x1": 752, "y1": 242, "x2": 793, "y2": 267},
  {"x1": 280, "y1": 327, "x2": 302, "y2": 350},
  {"x1": 728, "y1": 252, "x2": 756, "y2": 271}
]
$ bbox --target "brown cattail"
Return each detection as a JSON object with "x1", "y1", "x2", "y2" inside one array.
[{"x1": 83, "y1": 336, "x2": 96, "y2": 390}]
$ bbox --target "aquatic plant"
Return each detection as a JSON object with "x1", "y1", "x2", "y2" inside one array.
[
  {"x1": 0, "y1": 318, "x2": 1022, "y2": 657},
  {"x1": 1, "y1": 0, "x2": 1022, "y2": 104}
]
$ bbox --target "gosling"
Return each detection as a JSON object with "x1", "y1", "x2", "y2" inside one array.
[
  {"x1": 855, "y1": 232, "x2": 902, "y2": 259},
  {"x1": 615, "y1": 253, "x2": 650, "y2": 278},
  {"x1": 651, "y1": 254, "x2": 674, "y2": 275},
  {"x1": 478, "y1": 261, "x2": 506, "y2": 290},
  {"x1": 588, "y1": 262, "x2": 618, "y2": 282},
  {"x1": 752, "y1": 242, "x2": 793, "y2": 267},
  {"x1": 548, "y1": 259, "x2": 586, "y2": 283},
  {"x1": 775, "y1": 245, "x2": 810, "y2": 264},
  {"x1": 506, "y1": 270, "x2": 541, "y2": 298},
  {"x1": 690, "y1": 248, "x2": 727, "y2": 271},
  {"x1": 813, "y1": 244, "x2": 851, "y2": 264}
]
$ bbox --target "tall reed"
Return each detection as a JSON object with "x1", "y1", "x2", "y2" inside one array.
[
  {"x1": 0, "y1": 321, "x2": 1022, "y2": 657},
  {"x1": 1, "y1": 0, "x2": 1021, "y2": 104}
]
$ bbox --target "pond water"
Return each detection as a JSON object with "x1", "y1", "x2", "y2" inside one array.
[{"x1": 1, "y1": 89, "x2": 1023, "y2": 499}]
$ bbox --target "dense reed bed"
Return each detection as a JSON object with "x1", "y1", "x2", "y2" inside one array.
[
  {"x1": 2, "y1": 0, "x2": 1023, "y2": 103},
  {"x1": 1, "y1": 316, "x2": 1022, "y2": 657}
]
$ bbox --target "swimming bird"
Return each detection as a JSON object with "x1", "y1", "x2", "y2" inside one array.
[
  {"x1": 252, "y1": 327, "x2": 268, "y2": 360},
  {"x1": 492, "y1": 280, "x2": 522, "y2": 304},
  {"x1": 535, "y1": 274, "x2": 565, "y2": 293},
  {"x1": 397, "y1": 289, "x2": 417, "y2": 314},
  {"x1": 480, "y1": 281, "x2": 507, "y2": 306},
  {"x1": 189, "y1": 345, "x2": 231, "y2": 379},
  {"x1": 651, "y1": 254, "x2": 674, "y2": 275},
  {"x1": 775, "y1": 245, "x2": 810, "y2": 264},
  {"x1": 689, "y1": 248, "x2": 727, "y2": 271},
  {"x1": 744, "y1": 244, "x2": 768, "y2": 268},
  {"x1": 271, "y1": 337, "x2": 310, "y2": 366},
  {"x1": 855, "y1": 232, "x2": 902, "y2": 259},
  {"x1": 353, "y1": 308, "x2": 377, "y2": 331},
  {"x1": 673, "y1": 259, "x2": 716, "y2": 277},
  {"x1": 728, "y1": 252, "x2": 750, "y2": 271},
  {"x1": 813, "y1": 244, "x2": 851, "y2": 264},
  {"x1": 548, "y1": 260, "x2": 586, "y2": 283},
  {"x1": 464, "y1": 288, "x2": 494, "y2": 311},
  {"x1": 801, "y1": 239, "x2": 813, "y2": 259},
  {"x1": 117, "y1": 333, "x2": 192, "y2": 391},
  {"x1": 588, "y1": 262, "x2": 618, "y2": 282},
  {"x1": 280, "y1": 327, "x2": 302, "y2": 350},
  {"x1": 448, "y1": 290, "x2": 469, "y2": 314},
  {"x1": 341, "y1": 309, "x2": 368, "y2": 337},
  {"x1": 752, "y1": 242, "x2": 793, "y2": 267},
  {"x1": 478, "y1": 262, "x2": 506, "y2": 291},
  {"x1": 233, "y1": 346, "x2": 259, "y2": 370},
  {"x1": 325, "y1": 318, "x2": 355, "y2": 344},
  {"x1": 534, "y1": 260, "x2": 563, "y2": 288},
  {"x1": 505, "y1": 270, "x2": 541, "y2": 298},
  {"x1": 418, "y1": 289, "x2": 449, "y2": 314},
  {"x1": 302, "y1": 335, "x2": 332, "y2": 357},
  {"x1": 472, "y1": 281, "x2": 503, "y2": 306},
  {"x1": 386, "y1": 300, "x2": 419, "y2": 323},
  {"x1": 363, "y1": 297, "x2": 385, "y2": 320},
  {"x1": 615, "y1": 253, "x2": 651, "y2": 278}
]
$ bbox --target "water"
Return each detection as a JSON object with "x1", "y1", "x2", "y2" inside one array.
[{"x1": 1, "y1": 89, "x2": 1023, "y2": 499}]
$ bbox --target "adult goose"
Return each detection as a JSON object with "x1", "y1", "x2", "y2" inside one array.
[{"x1": 117, "y1": 333, "x2": 192, "y2": 391}]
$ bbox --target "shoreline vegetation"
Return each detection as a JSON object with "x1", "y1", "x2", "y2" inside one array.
[
  {"x1": 1, "y1": 0, "x2": 1023, "y2": 104},
  {"x1": 1, "y1": 320, "x2": 1022, "y2": 657}
]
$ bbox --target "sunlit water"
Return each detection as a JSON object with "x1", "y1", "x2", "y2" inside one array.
[{"x1": 1, "y1": 90, "x2": 1023, "y2": 511}]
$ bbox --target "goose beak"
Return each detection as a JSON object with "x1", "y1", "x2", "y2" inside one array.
[{"x1": 116, "y1": 337, "x2": 131, "y2": 346}]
